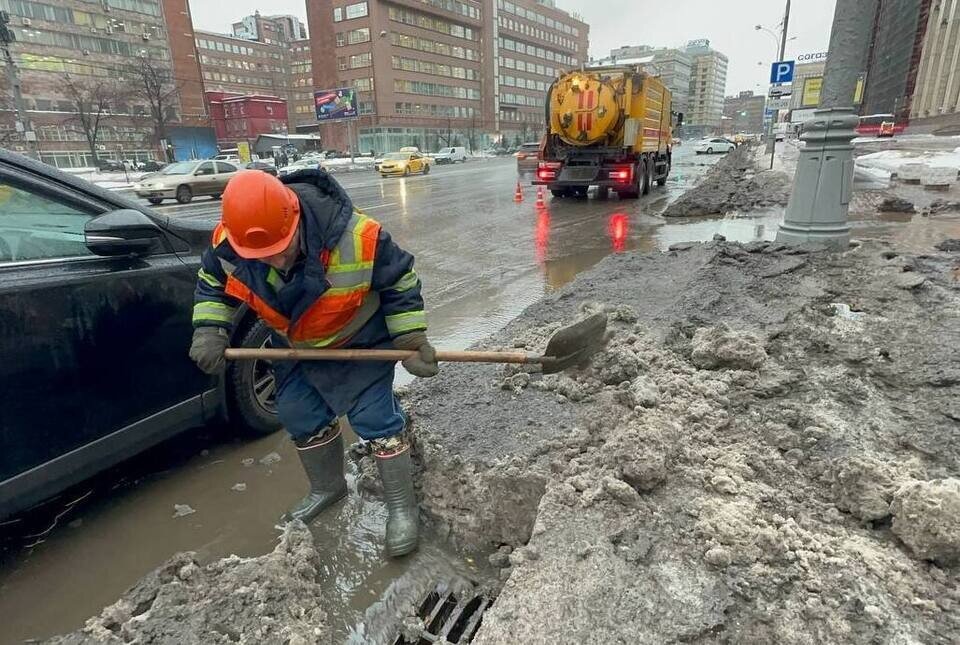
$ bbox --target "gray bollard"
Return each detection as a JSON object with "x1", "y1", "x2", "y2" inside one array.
[{"x1": 776, "y1": 107, "x2": 859, "y2": 250}]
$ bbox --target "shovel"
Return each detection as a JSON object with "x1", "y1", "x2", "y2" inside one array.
[{"x1": 224, "y1": 312, "x2": 607, "y2": 374}]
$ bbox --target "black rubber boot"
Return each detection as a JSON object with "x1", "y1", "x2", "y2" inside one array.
[
  {"x1": 375, "y1": 444, "x2": 419, "y2": 557},
  {"x1": 283, "y1": 425, "x2": 348, "y2": 524}
]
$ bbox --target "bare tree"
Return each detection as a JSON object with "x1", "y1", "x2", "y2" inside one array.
[
  {"x1": 128, "y1": 57, "x2": 179, "y2": 161},
  {"x1": 61, "y1": 74, "x2": 124, "y2": 165}
]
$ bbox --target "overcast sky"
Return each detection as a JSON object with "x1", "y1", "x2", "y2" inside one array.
[{"x1": 189, "y1": 0, "x2": 837, "y2": 95}]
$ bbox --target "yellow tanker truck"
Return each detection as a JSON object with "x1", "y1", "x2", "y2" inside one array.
[{"x1": 535, "y1": 65, "x2": 680, "y2": 199}]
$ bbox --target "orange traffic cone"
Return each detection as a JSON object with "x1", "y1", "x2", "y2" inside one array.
[
  {"x1": 514, "y1": 181, "x2": 524, "y2": 202},
  {"x1": 535, "y1": 186, "x2": 546, "y2": 209}
]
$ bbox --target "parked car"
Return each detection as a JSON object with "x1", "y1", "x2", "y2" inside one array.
[
  {"x1": 277, "y1": 158, "x2": 322, "y2": 177},
  {"x1": 435, "y1": 146, "x2": 468, "y2": 164},
  {"x1": 245, "y1": 160, "x2": 279, "y2": 177},
  {"x1": 96, "y1": 159, "x2": 126, "y2": 172},
  {"x1": 133, "y1": 160, "x2": 240, "y2": 205},
  {"x1": 694, "y1": 138, "x2": 737, "y2": 155},
  {"x1": 213, "y1": 153, "x2": 240, "y2": 162},
  {"x1": 379, "y1": 152, "x2": 430, "y2": 177},
  {"x1": 0, "y1": 149, "x2": 281, "y2": 522},
  {"x1": 515, "y1": 142, "x2": 541, "y2": 175},
  {"x1": 140, "y1": 160, "x2": 167, "y2": 172}
]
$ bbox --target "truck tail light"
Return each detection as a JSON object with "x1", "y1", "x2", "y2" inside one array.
[
  {"x1": 609, "y1": 167, "x2": 632, "y2": 183},
  {"x1": 538, "y1": 161, "x2": 561, "y2": 181}
]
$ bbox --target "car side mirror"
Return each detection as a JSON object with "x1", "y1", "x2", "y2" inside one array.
[{"x1": 85, "y1": 209, "x2": 165, "y2": 257}]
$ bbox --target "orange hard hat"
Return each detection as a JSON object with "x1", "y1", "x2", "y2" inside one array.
[{"x1": 221, "y1": 170, "x2": 301, "y2": 259}]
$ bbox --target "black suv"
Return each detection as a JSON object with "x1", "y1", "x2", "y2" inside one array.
[{"x1": 0, "y1": 150, "x2": 280, "y2": 521}]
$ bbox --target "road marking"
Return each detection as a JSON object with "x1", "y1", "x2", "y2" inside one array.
[{"x1": 358, "y1": 202, "x2": 397, "y2": 210}]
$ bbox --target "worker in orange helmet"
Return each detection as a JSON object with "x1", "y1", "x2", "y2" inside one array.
[{"x1": 189, "y1": 168, "x2": 437, "y2": 557}]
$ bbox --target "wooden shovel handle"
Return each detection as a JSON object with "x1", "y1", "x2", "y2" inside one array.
[{"x1": 224, "y1": 347, "x2": 545, "y2": 365}]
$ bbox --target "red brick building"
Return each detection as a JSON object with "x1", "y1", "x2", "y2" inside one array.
[{"x1": 206, "y1": 91, "x2": 288, "y2": 147}]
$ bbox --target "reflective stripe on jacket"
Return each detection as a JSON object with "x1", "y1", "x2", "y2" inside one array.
[{"x1": 213, "y1": 210, "x2": 383, "y2": 347}]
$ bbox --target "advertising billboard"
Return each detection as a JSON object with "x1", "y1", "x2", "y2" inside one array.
[
  {"x1": 314, "y1": 88, "x2": 358, "y2": 121},
  {"x1": 801, "y1": 77, "x2": 823, "y2": 107}
]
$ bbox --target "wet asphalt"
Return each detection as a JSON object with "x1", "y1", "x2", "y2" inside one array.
[{"x1": 11, "y1": 141, "x2": 950, "y2": 642}]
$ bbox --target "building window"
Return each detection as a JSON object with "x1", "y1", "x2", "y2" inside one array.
[
  {"x1": 336, "y1": 32, "x2": 345, "y2": 47},
  {"x1": 345, "y1": 2, "x2": 368, "y2": 19},
  {"x1": 338, "y1": 57, "x2": 347, "y2": 71},
  {"x1": 333, "y1": 7, "x2": 343, "y2": 22},
  {"x1": 348, "y1": 27, "x2": 370, "y2": 44},
  {"x1": 352, "y1": 77, "x2": 374, "y2": 91},
  {"x1": 349, "y1": 52, "x2": 372, "y2": 68}
]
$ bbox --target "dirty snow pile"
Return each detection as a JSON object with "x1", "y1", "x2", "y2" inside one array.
[
  {"x1": 663, "y1": 144, "x2": 792, "y2": 217},
  {"x1": 46, "y1": 522, "x2": 329, "y2": 645},
  {"x1": 409, "y1": 240, "x2": 960, "y2": 644}
]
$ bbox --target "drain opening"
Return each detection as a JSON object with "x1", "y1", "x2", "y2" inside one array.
[{"x1": 393, "y1": 584, "x2": 492, "y2": 644}]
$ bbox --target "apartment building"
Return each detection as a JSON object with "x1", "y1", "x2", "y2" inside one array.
[
  {"x1": 207, "y1": 91, "x2": 288, "y2": 146},
  {"x1": 910, "y1": 0, "x2": 960, "y2": 129},
  {"x1": 684, "y1": 39, "x2": 728, "y2": 138},
  {"x1": 0, "y1": 0, "x2": 187, "y2": 167},
  {"x1": 305, "y1": 0, "x2": 588, "y2": 154}
]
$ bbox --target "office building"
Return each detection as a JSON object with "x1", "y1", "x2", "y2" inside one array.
[
  {"x1": 0, "y1": 0, "x2": 213, "y2": 167},
  {"x1": 789, "y1": 54, "x2": 827, "y2": 112},
  {"x1": 606, "y1": 45, "x2": 692, "y2": 117},
  {"x1": 305, "y1": 0, "x2": 588, "y2": 154},
  {"x1": 684, "y1": 39, "x2": 728, "y2": 138},
  {"x1": 233, "y1": 12, "x2": 307, "y2": 43},
  {"x1": 910, "y1": 0, "x2": 960, "y2": 129},
  {"x1": 722, "y1": 91, "x2": 766, "y2": 135},
  {"x1": 861, "y1": 0, "x2": 931, "y2": 119}
]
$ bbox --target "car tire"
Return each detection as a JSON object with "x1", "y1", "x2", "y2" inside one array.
[
  {"x1": 423, "y1": 164, "x2": 430, "y2": 175},
  {"x1": 147, "y1": 198, "x2": 163, "y2": 205},
  {"x1": 403, "y1": 167, "x2": 410, "y2": 176},
  {"x1": 228, "y1": 320, "x2": 282, "y2": 437},
  {"x1": 706, "y1": 147, "x2": 714, "y2": 154},
  {"x1": 176, "y1": 185, "x2": 193, "y2": 204},
  {"x1": 596, "y1": 186, "x2": 610, "y2": 200}
]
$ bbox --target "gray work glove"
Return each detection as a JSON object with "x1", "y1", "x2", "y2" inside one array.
[
  {"x1": 189, "y1": 326, "x2": 229, "y2": 374},
  {"x1": 393, "y1": 331, "x2": 439, "y2": 378}
]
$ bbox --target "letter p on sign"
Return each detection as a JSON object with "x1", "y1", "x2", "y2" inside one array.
[{"x1": 770, "y1": 60, "x2": 795, "y2": 84}]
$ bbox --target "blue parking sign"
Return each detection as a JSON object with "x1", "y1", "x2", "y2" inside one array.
[{"x1": 770, "y1": 60, "x2": 795, "y2": 84}]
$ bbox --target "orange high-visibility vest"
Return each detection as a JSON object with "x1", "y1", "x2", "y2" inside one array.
[{"x1": 215, "y1": 210, "x2": 381, "y2": 347}]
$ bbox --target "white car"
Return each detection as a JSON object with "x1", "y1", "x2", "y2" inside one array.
[
  {"x1": 694, "y1": 138, "x2": 737, "y2": 155},
  {"x1": 435, "y1": 146, "x2": 468, "y2": 164}
]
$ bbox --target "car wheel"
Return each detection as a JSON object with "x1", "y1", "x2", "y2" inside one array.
[
  {"x1": 706, "y1": 147, "x2": 714, "y2": 154},
  {"x1": 423, "y1": 164, "x2": 430, "y2": 175},
  {"x1": 596, "y1": 186, "x2": 610, "y2": 200},
  {"x1": 147, "y1": 198, "x2": 163, "y2": 205},
  {"x1": 176, "y1": 185, "x2": 193, "y2": 204},
  {"x1": 228, "y1": 320, "x2": 282, "y2": 437}
]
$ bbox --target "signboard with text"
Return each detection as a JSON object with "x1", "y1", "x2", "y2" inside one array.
[
  {"x1": 314, "y1": 87, "x2": 358, "y2": 121},
  {"x1": 801, "y1": 77, "x2": 823, "y2": 107}
]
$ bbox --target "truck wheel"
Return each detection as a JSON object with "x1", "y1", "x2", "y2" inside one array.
[
  {"x1": 572, "y1": 186, "x2": 588, "y2": 199},
  {"x1": 596, "y1": 186, "x2": 610, "y2": 200},
  {"x1": 551, "y1": 189, "x2": 567, "y2": 198},
  {"x1": 642, "y1": 160, "x2": 652, "y2": 196},
  {"x1": 228, "y1": 320, "x2": 283, "y2": 437}
]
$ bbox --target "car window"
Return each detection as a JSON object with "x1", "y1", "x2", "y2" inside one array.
[
  {"x1": 411, "y1": 154, "x2": 421, "y2": 160},
  {"x1": 216, "y1": 162, "x2": 238, "y2": 174},
  {"x1": 195, "y1": 162, "x2": 216, "y2": 176},
  {"x1": 0, "y1": 180, "x2": 96, "y2": 263}
]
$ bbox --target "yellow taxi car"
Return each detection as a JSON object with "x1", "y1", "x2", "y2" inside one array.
[{"x1": 379, "y1": 151, "x2": 431, "y2": 177}]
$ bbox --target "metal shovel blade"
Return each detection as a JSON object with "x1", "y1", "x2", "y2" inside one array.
[{"x1": 540, "y1": 312, "x2": 608, "y2": 374}]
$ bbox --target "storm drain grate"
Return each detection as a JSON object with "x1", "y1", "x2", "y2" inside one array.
[{"x1": 393, "y1": 584, "x2": 492, "y2": 644}]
